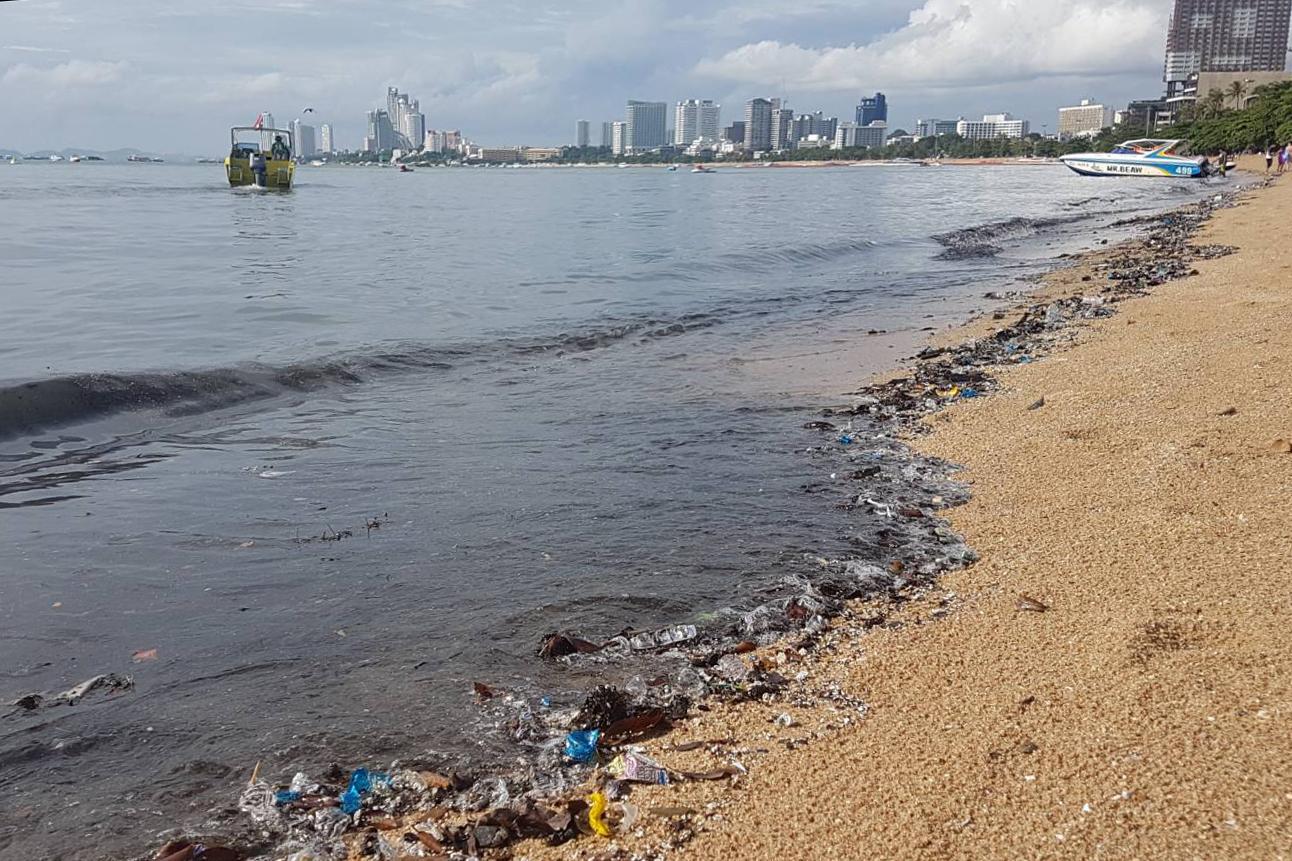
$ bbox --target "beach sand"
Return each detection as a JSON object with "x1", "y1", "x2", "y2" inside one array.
[{"x1": 514, "y1": 173, "x2": 1292, "y2": 860}]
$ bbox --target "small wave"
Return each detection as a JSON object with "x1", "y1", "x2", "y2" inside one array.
[
  {"x1": 932, "y1": 215, "x2": 1086, "y2": 260},
  {"x1": 0, "y1": 314, "x2": 722, "y2": 440}
]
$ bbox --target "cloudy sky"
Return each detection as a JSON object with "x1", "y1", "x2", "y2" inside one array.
[{"x1": 1, "y1": 0, "x2": 1175, "y2": 153}]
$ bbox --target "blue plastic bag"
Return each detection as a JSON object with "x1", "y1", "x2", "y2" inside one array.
[
  {"x1": 339, "y1": 767, "x2": 390, "y2": 814},
  {"x1": 274, "y1": 789, "x2": 302, "y2": 806},
  {"x1": 564, "y1": 729, "x2": 601, "y2": 763}
]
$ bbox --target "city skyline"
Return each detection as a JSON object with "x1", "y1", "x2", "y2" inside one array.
[{"x1": 0, "y1": 0, "x2": 1225, "y2": 153}]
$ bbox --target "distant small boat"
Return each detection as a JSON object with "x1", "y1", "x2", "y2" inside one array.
[
  {"x1": 309, "y1": 159, "x2": 325, "y2": 167},
  {"x1": 691, "y1": 165, "x2": 715, "y2": 173},
  {"x1": 69, "y1": 155, "x2": 82, "y2": 163},
  {"x1": 667, "y1": 165, "x2": 678, "y2": 171},
  {"x1": 48, "y1": 154, "x2": 64, "y2": 162},
  {"x1": 7, "y1": 156, "x2": 17, "y2": 165},
  {"x1": 399, "y1": 164, "x2": 414, "y2": 172}
]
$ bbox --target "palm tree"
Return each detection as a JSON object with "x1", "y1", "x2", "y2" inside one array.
[
  {"x1": 1203, "y1": 89, "x2": 1227, "y2": 119},
  {"x1": 1228, "y1": 80, "x2": 1249, "y2": 110}
]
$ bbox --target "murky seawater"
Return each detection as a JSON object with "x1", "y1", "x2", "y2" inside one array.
[{"x1": 0, "y1": 162, "x2": 1222, "y2": 859}]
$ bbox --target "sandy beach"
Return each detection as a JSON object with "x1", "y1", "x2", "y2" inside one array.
[{"x1": 501, "y1": 171, "x2": 1292, "y2": 860}]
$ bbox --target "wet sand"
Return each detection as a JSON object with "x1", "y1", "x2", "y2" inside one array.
[{"x1": 516, "y1": 170, "x2": 1292, "y2": 859}]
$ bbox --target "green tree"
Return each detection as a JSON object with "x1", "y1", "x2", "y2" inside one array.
[{"x1": 1228, "y1": 80, "x2": 1249, "y2": 110}]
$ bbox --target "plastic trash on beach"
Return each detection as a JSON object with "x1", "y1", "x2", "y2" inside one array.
[
  {"x1": 587, "y1": 791, "x2": 613, "y2": 837},
  {"x1": 339, "y1": 767, "x2": 390, "y2": 814},
  {"x1": 628, "y1": 624, "x2": 697, "y2": 651},
  {"x1": 564, "y1": 729, "x2": 601, "y2": 763},
  {"x1": 50, "y1": 673, "x2": 133, "y2": 706},
  {"x1": 607, "y1": 751, "x2": 670, "y2": 785},
  {"x1": 238, "y1": 780, "x2": 283, "y2": 825}
]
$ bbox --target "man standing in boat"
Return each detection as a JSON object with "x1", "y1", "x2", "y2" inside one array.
[
  {"x1": 248, "y1": 150, "x2": 267, "y2": 186},
  {"x1": 271, "y1": 135, "x2": 291, "y2": 161}
]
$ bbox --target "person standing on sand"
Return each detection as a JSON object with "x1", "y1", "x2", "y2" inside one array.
[{"x1": 1266, "y1": 146, "x2": 1275, "y2": 174}]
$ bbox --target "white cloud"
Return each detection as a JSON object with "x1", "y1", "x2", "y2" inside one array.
[
  {"x1": 1, "y1": 59, "x2": 127, "y2": 87},
  {"x1": 1, "y1": 45, "x2": 73, "y2": 54},
  {"x1": 695, "y1": 0, "x2": 1170, "y2": 90}
]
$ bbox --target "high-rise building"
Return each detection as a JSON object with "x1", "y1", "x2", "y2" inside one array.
[
  {"x1": 290, "y1": 120, "x2": 316, "y2": 157},
  {"x1": 674, "y1": 99, "x2": 721, "y2": 145},
  {"x1": 790, "y1": 112, "x2": 838, "y2": 143},
  {"x1": 611, "y1": 121, "x2": 627, "y2": 156},
  {"x1": 723, "y1": 122, "x2": 746, "y2": 143},
  {"x1": 1058, "y1": 99, "x2": 1113, "y2": 140},
  {"x1": 744, "y1": 98, "x2": 773, "y2": 151},
  {"x1": 601, "y1": 122, "x2": 614, "y2": 148},
  {"x1": 384, "y1": 87, "x2": 425, "y2": 149},
  {"x1": 576, "y1": 120, "x2": 590, "y2": 147},
  {"x1": 915, "y1": 118, "x2": 960, "y2": 138},
  {"x1": 698, "y1": 101, "x2": 720, "y2": 141},
  {"x1": 956, "y1": 113, "x2": 1030, "y2": 140},
  {"x1": 769, "y1": 100, "x2": 794, "y2": 151},
  {"x1": 625, "y1": 100, "x2": 667, "y2": 152},
  {"x1": 1164, "y1": 0, "x2": 1292, "y2": 99},
  {"x1": 319, "y1": 123, "x2": 334, "y2": 154},
  {"x1": 402, "y1": 110, "x2": 425, "y2": 149},
  {"x1": 834, "y1": 121, "x2": 887, "y2": 149},
  {"x1": 365, "y1": 109, "x2": 397, "y2": 152},
  {"x1": 856, "y1": 93, "x2": 888, "y2": 126}
]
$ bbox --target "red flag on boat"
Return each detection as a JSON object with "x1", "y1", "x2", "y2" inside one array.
[{"x1": 252, "y1": 113, "x2": 264, "y2": 130}]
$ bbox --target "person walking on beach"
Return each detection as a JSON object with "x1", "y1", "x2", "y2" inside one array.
[
  {"x1": 1217, "y1": 150, "x2": 1227, "y2": 178},
  {"x1": 1266, "y1": 146, "x2": 1275, "y2": 174}
]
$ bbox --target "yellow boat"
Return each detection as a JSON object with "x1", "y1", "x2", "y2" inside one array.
[{"x1": 224, "y1": 126, "x2": 295, "y2": 189}]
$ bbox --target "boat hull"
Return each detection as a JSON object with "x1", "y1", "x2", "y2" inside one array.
[
  {"x1": 1060, "y1": 156, "x2": 1204, "y2": 178},
  {"x1": 225, "y1": 157, "x2": 294, "y2": 188}
]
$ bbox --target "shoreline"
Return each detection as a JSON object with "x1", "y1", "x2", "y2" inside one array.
[
  {"x1": 519, "y1": 168, "x2": 1291, "y2": 858},
  {"x1": 134, "y1": 175, "x2": 1271, "y2": 861}
]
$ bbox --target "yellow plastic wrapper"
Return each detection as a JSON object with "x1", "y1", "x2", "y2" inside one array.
[{"x1": 587, "y1": 791, "x2": 613, "y2": 837}]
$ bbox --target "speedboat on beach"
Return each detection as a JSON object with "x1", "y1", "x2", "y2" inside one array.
[{"x1": 1060, "y1": 139, "x2": 1211, "y2": 178}]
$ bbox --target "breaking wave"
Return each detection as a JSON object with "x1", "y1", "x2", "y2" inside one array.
[
  {"x1": 0, "y1": 314, "x2": 720, "y2": 440},
  {"x1": 932, "y1": 215, "x2": 1087, "y2": 260}
]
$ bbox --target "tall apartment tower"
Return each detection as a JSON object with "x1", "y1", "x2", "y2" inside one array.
[
  {"x1": 856, "y1": 92, "x2": 888, "y2": 126},
  {"x1": 624, "y1": 100, "x2": 667, "y2": 152},
  {"x1": 744, "y1": 98, "x2": 773, "y2": 151},
  {"x1": 366, "y1": 109, "x2": 396, "y2": 152},
  {"x1": 1165, "y1": 0, "x2": 1292, "y2": 97},
  {"x1": 576, "y1": 120, "x2": 590, "y2": 147},
  {"x1": 290, "y1": 119, "x2": 316, "y2": 157},
  {"x1": 601, "y1": 121, "x2": 614, "y2": 148},
  {"x1": 674, "y1": 99, "x2": 721, "y2": 145},
  {"x1": 319, "y1": 123, "x2": 334, "y2": 154},
  {"x1": 769, "y1": 99, "x2": 794, "y2": 151}
]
